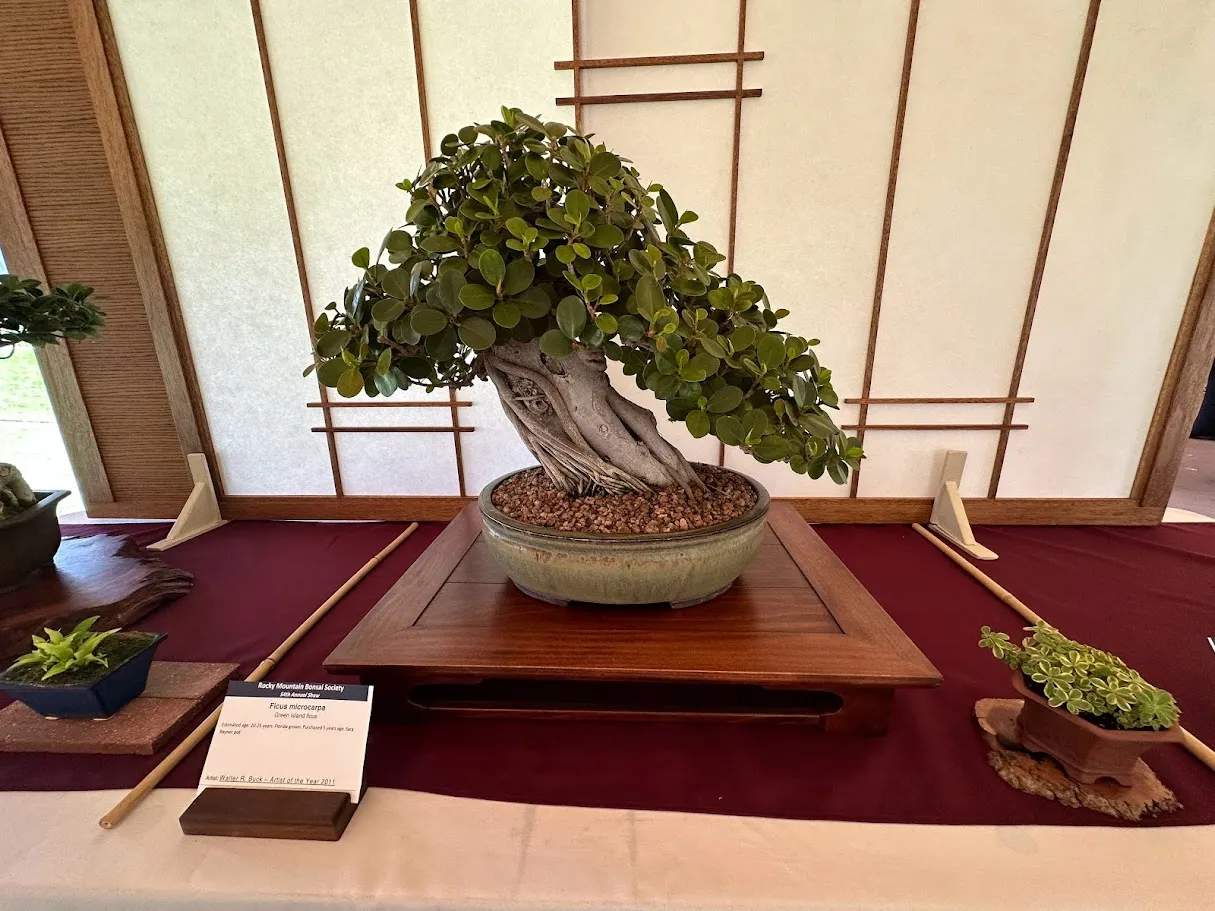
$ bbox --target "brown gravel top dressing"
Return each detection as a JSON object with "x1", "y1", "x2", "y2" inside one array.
[{"x1": 491, "y1": 464, "x2": 757, "y2": 535}]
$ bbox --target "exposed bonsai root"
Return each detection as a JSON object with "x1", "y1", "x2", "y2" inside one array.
[{"x1": 482, "y1": 341, "x2": 704, "y2": 497}]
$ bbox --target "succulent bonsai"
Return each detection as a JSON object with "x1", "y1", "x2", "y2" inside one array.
[
  {"x1": 5, "y1": 616, "x2": 121, "y2": 682},
  {"x1": 0, "y1": 274, "x2": 104, "y2": 518},
  {"x1": 306, "y1": 108, "x2": 861, "y2": 496},
  {"x1": 980, "y1": 622, "x2": 1179, "y2": 731}
]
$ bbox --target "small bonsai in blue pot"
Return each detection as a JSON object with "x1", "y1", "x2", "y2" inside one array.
[{"x1": 0, "y1": 616, "x2": 164, "y2": 718}]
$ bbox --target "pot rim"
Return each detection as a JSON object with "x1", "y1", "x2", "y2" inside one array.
[
  {"x1": 0, "y1": 489, "x2": 70, "y2": 528},
  {"x1": 478, "y1": 464, "x2": 770, "y2": 543},
  {"x1": 1011, "y1": 669, "x2": 1181, "y2": 742},
  {"x1": 0, "y1": 631, "x2": 165, "y2": 691}
]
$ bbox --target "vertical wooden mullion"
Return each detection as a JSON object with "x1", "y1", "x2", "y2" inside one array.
[
  {"x1": 409, "y1": 0, "x2": 467, "y2": 497},
  {"x1": 0, "y1": 119, "x2": 113, "y2": 506},
  {"x1": 249, "y1": 0, "x2": 343, "y2": 496},
  {"x1": 570, "y1": 0, "x2": 583, "y2": 133},
  {"x1": 987, "y1": 0, "x2": 1101, "y2": 498},
  {"x1": 719, "y1": 0, "x2": 749, "y2": 468},
  {"x1": 849, "y1": 0, "x2": 920, "y2": 497}
]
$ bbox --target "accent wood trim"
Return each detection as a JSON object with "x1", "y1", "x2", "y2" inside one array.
[
  {"x1": 0, "y1": 116, "x2": 113, "y2": 505},
  {"x1": 67, "y1": 0, "x2": 205, "y2": 469},
  {"x1": 850, "y1": 0, "x2": 920, "y2": 497},
  {"x1": 988, "y1": 0, "x2": 1101, "y2": 498},
  {"x1": 213, "y1": 495, "x2": 1162, "y2": 526},
  {"x1": 311, "y1": 426, "x2": 474, "y2": 434},
  {"x1": 556, "y1": 89, "x2": 761, "y2": 107},
  {"x1": 249, "y1": 0, "x2": 342, "y2": 497},
  {"x1": 1132, "y1": 202, "x2": 1215, "y2": 507},
  {"x1": 555, "y1": 51, "x2": 764, "y2": 71},
  {"x1": 844, "y1": 396, "x2": 1034, "y2": 405},
  {"x1": 307, "y1": 401, "x2": 471, "y2": 409},
  {"x1": 90, "y1": 0, "x2": 220, "y2": 494},
  {"x1": 570, "y1": 0, "x2": 583, "y2": 133},
  {"x1": 840, "y1": 424, "x2": 1027, "y2": 432},
  {"x1": 82, "y1": 497, "x2": 195, "y2": 519}
]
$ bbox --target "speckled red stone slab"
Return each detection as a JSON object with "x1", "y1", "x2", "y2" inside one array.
[{"x1": 0, "y1": 661, "x2": 236, "y2": 755}]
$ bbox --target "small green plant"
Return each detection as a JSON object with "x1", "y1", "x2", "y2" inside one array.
[
  {"x1": 979, "y1": 621, "x2": 1179, "y2": 731},
  {"x1": 0, "y1": 274, "x2": 105, "y2": 358},
  {"x1": 5, "y1": 616, "x2": 120, "y2": 682}
]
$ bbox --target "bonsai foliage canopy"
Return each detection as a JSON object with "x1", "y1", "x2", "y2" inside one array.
[
  {"x1": 307, "y1": 107, "x2": 861, "y2": 494},
  {"x1": 0, "y1": 274, "x2": 105, "y2": 358}
]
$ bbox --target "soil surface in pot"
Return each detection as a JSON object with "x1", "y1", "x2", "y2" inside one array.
[
  {"x1": 1, "y1": 631, "x2": 159, "y2": 687},
  {"x1": 492, "y1": 464, "x2": 756, "y2": 534}
]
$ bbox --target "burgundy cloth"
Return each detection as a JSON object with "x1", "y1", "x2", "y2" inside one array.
[{"x1": 3, "y1": 520, "x2": 1213, "y2": 827}]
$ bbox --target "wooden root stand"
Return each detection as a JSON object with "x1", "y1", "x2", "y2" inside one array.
[{"x1": 325, "y1": 503, "x2": 941, "y2": 729}]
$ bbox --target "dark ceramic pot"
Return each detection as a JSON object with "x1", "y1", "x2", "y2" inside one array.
[
  {"x1": 0, "y1": 490, "x2": 69, "y2": 594},
  {"x1": 0, "y1": 633, "x2": 165, "y2": 719},
  {"x1": 1011, "y1": 671, "x2": 1182, "y2": 786}
]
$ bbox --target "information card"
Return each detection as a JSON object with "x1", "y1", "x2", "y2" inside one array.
[{"x1": 198, "y1": 681, "x2": 373, "y2": 802}]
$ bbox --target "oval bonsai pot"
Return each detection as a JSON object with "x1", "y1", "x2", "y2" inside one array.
[
  {"x1": 478, "y1": 468, "x2": 770, "y2": 607},
  {"x1": 1011, "y1": 670, "x2": 1183, "y2": 786},
  {"x1": 0, "y1": 489, "x2": 70, "y2": 594},
  {"x1": 0, "y1": 632, "x2": 166, "y2": 719}
]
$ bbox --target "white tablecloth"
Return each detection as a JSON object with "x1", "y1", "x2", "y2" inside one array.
[{"x1": 0, "y1": 787, "x2": 1209, "y2": 910}]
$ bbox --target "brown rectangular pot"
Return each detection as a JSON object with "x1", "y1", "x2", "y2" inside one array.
[{"x1": 1011, "y1": 671, "x2": 1181, "y2": 786}]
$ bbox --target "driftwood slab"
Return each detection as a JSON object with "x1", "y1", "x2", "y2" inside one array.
[
  {"x1": 0, "y1": 661, "x2": 237, "y2": 755},
  {"x1": 976, "y1": 698, "x2": 1180, "y2": 821},
  {"x1": 0, "y1": 535, "x2": 193, "y2": 661}
]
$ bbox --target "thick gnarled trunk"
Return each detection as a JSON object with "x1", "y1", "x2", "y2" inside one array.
[{"x1": 481, "y1": 341, "x2": 704, "y2": 497}]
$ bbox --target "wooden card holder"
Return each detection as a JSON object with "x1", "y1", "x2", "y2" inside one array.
[{"x1": 179, "y1": 786, "x2": 360, "y2": 841}]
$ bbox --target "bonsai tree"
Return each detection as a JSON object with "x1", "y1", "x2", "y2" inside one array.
[
  {"x1": 980, "y1": 622, "x2": 1179, "y2": 730},
  {"x1": 306, "y1": 108, "x2": 861, "y2": 496},
  {"x1": 0, "y1": 274, "x2": 105, "y2": 518}
]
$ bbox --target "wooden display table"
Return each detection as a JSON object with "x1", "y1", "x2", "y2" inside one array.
[{"x1": 326, "y1": 504, "x2": 940, "y2": 730}]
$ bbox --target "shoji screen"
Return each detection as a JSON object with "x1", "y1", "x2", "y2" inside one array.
[{"x1": 106, "y1": 0, "x2": 1215, "y2": 517}]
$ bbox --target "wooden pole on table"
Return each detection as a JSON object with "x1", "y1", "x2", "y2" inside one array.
[
  {"x1": 911, "y1": 522, "x2": 1215, "y2": 775},
  {"x1": 98, "y1": 522, "x2": 419, "y2": 830}
]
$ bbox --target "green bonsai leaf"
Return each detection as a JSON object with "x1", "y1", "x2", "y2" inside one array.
[
  {"x1": 0, "y1": 274, "x2": 105, "y2": 357},
  {"x1": 5, "y1": 616, "x2": 122, "y2": 683},
  {"x1": 305, "y1": 108, "x2": 861, "y2": 484}
]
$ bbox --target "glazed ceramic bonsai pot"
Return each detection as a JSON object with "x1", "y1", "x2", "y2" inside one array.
[
  {"x1": 0, "y1": 632, "x2": 165, "y2": 719},
  {"x1": 1011, "y1": 671, "x2": 1183, "y2": 786},
  {"x1": 478, "y1": 468, "x2": 770, "y2": 607},
  {"x1": 0, "y1": 489, "x2": 69, "y2": 594}
]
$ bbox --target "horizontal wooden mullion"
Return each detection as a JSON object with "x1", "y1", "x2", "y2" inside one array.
[
  {"x1": 843, "y1": 397, "x2": 1034, "y2": 405},
  {"x1": 841, "y1": 424, "x2": 1028, "y2": 431},
  {"x1": 306, "y1": 401, "x2": 472, "y2": 408},
  {"x1": 555, "y1": 89, "x2": 762, "y2": 106},
  {"x1": 311, "y1": 426, "x2": 474, "y2": 433},
  {"x1": 554, "y1": 51, "x2": 764, "y2": 70},
  {"x1": 211, "y1": 496, "x2": 1162, "y2": 526}
]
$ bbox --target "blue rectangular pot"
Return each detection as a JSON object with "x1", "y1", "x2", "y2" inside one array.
[{"x1": 0, "y1": 632, "x2": 165, "y2": 718}]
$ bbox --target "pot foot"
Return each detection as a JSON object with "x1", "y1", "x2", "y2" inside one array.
[
  {"x1": 510, "y1": 580, "x2": 731, "y2": 609},
  {"x1": 511, "y1": 582, "x2": 571, "y2": 607},
  {"x1": 669, "y1": 584, "x2": 731, "y2": 610}
]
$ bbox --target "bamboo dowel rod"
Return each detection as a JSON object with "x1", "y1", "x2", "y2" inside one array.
[
  {"x1": 911, "y1": 522, "x2": 1215, "y2": 776},
  {"x1": 98, "y1": 522, "x2": 419, "y2": 830}
]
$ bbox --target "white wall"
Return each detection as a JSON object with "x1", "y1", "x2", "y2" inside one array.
[{"x1": 109, "y1": 0, "x2": 1215, "y2": 500}]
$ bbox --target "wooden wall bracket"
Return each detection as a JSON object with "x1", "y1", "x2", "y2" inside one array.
[
  {"x1": 928, "y1": 450, "x2": 998, "y2": 560},
  {"x1": 149, "y1": 453, "x2": 226, "y2": 551}
]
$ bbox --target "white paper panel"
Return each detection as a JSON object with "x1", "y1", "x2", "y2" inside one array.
[
  {"x1": 334, "y1": 433, "x2": 459, "y2": 496},
  {"x1": 725, "y1": 0, "x2": 910, "y2": 496},
  {"x1": 871, "y1": 0, "x2": 1088, "y2": 401},
  {"x1": 417, "y1": 0, "x2": 572, "y2": 136},
  {"x1": 107, "y1": 0, "x2": 334, "y2": 495},
  {"x1": 462, "y1": 379, "x2": 538, "y2": 493},
  {"x1": 1000, "y1": 0, "x2": 1215, "y2": 498},
  {"x1": 582, "y1": 0, "x2": 738, "y2": 58},
  {"x1": 854, "y1": 404, "x2": 1004, "y2": 497},
  {"x1": 584, "y1": 63, "x2": 736, "y2": 97}
]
